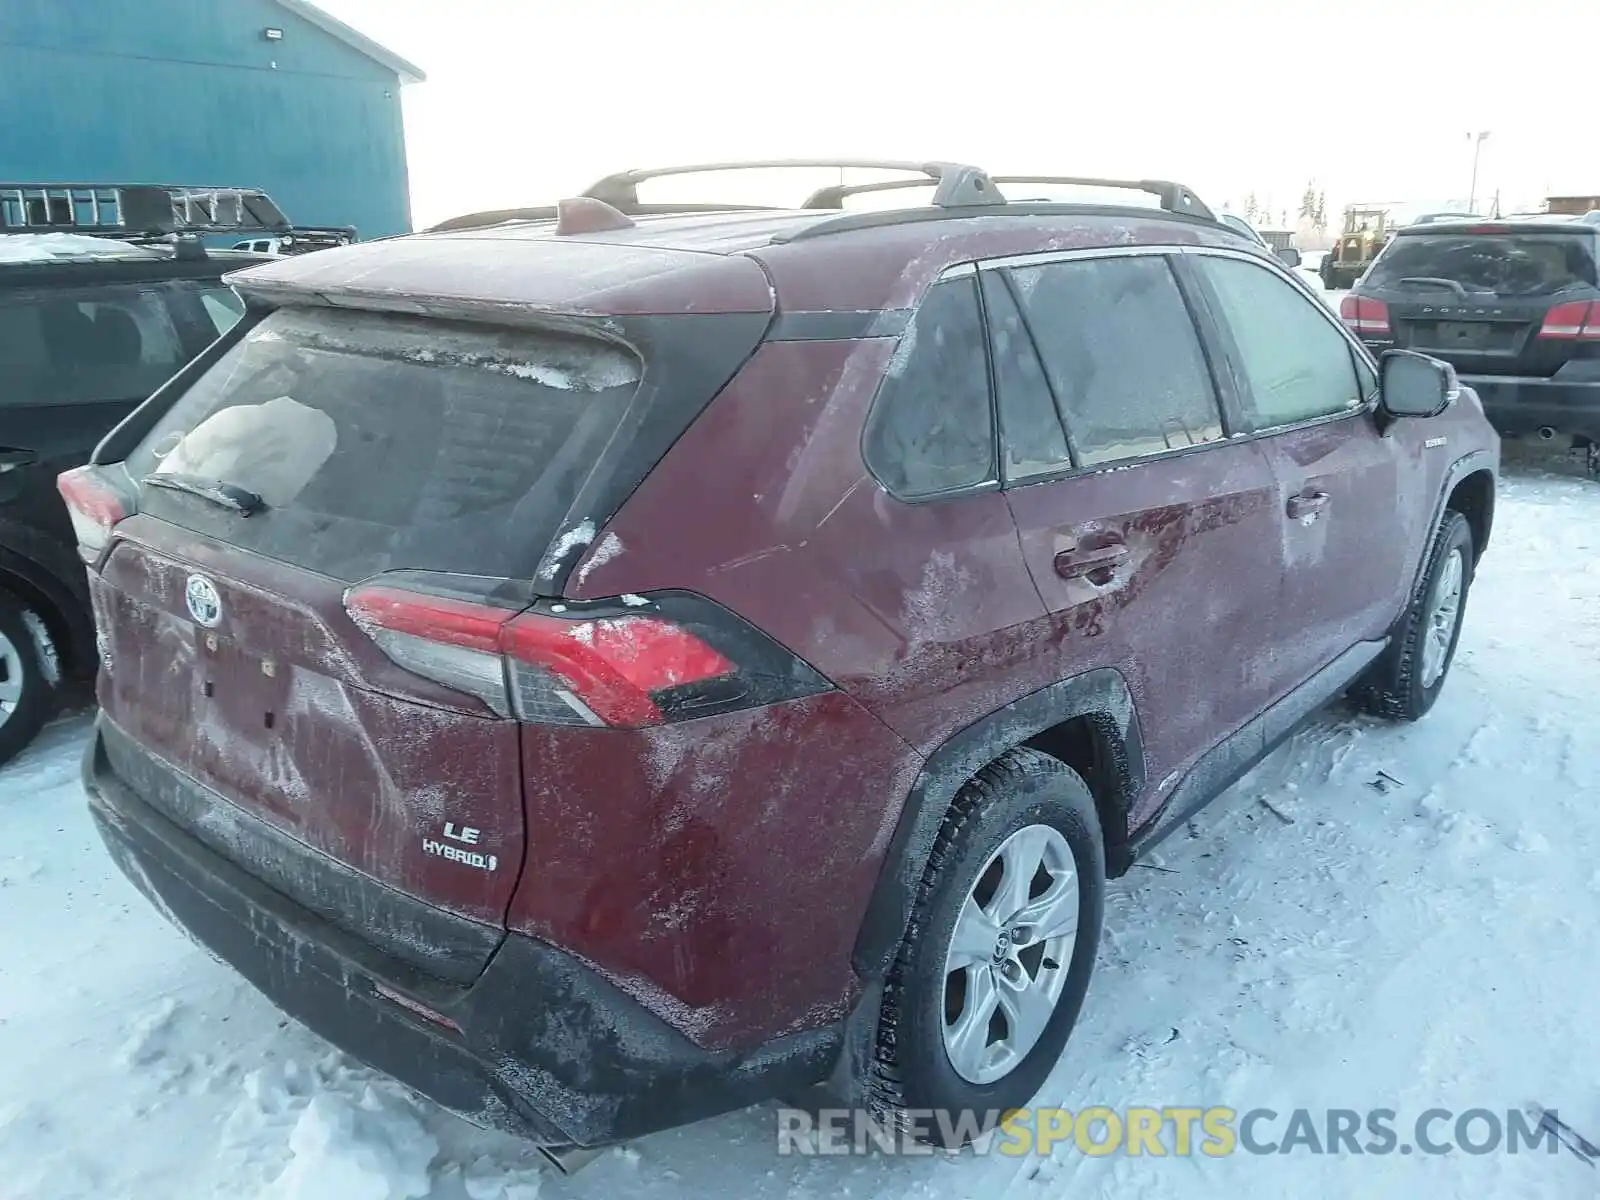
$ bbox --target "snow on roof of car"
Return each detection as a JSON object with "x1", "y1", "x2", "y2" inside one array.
[{"x1": 0, "y1": 232, "x2": 163, "y2": 264}]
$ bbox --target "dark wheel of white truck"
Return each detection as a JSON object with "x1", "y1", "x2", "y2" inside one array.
[
  {"x1": 1358, "y1": 510, "x2": 1474, "y2": 722},
  {"x1": 0, "y1": 593, "x2": 57, "y2": 769},
  {"x1": 871, "y1": 748, "x2": 1104, "y2": 1146}
]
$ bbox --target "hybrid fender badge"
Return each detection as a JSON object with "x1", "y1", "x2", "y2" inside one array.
[
  {"x1": 185, "y1": 574, "x2": 223, "y2": 628},
  {"x1": 1424, "y1": 436, "x2": 1448, "y2": 449},
  {"x1": 423, "y1": 822, "x2": 499, "y2": 872}
]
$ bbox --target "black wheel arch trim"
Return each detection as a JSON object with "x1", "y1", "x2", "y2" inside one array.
[
  {"x1": 1417, "y1": 448, "x2": 1496, "y2": 599},
  {"x1": 851, "y1": 667, "x2": 1143, "y2": 982}
]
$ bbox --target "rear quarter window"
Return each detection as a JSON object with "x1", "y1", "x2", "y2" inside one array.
[
  {"x1": 198, "y1": 287, "x2": 246, "y2": 336},
  {"x1": 0, "y1": 284, "x2": 187, "y2": 408},
  {"x1": 863, "y1": 277, "x2": 996, "y2": 498},
  {"x1": 127, "y1": 307, "x2": 642, "y2": 583}
]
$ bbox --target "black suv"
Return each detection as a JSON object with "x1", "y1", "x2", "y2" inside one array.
[
  {"x1": 0, "y1": 184, "x2": 290, "y2": 764},
  {"x1": 1340, "y1": 216, "x2": 1600, "y2": 472}
]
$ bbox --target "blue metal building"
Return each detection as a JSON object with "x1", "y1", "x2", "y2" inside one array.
[{"x1": 0, "y1": 0, "x2": 423, "y2": 240}]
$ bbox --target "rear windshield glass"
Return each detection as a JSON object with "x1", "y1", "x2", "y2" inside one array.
[
  {"x1": 127, "y1": 307, "x2": 641, "y2": 583},
  {"x1": 1367, "y1": 232, "x2": 1599, "y2": 297}
]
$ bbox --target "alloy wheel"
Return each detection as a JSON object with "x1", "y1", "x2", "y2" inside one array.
[{"x1": 941, "y1": 823, "x2": 1079, "y2": 1085}]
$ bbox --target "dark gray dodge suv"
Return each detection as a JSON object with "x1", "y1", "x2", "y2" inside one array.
[{"x1": 1340, "y1": 216, "x2": 1600, "y2": 472}]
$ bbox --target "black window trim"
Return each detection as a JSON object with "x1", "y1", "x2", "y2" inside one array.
[
  {"x1": 860, "y1": 265, "x2": 1003, "y2": 505},
  {"x1": 865, "y1": 243, "x2": 1388, "y2": 501},
  {"x1": 973, "y1": 249, "x2": 1236, "y2": 489},
  {"x1": 1173, "y1": 246, "x2": 1383, "y2": 440},
  {"x1": 980, "y1": 240, "x2": 1382, "y2": 412}
]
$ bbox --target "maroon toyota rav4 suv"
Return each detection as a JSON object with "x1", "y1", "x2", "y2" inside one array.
[{"x1": 67, "y1": 161, "x2": 1498, "y2": 1165}]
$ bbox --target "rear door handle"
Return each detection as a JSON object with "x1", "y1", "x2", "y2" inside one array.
[
  {"x1": 1054, "y1": 543, "x2": 1130, "y2": 581},
  {"x1": 1286, "y1": 490, "x2": 1330, "y2": 519}
]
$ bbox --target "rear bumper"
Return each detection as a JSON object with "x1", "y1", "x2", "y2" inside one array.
[
  {"x1": 1458, "y1": 374, "x2": 1600, "y2": 441},
  {"x1": 83, "y1": 716, "x2": 840, "y2": 1148}
]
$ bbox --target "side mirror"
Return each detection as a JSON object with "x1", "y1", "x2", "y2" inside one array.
[
  {"x1": 1380, "y1": 350, "x2": 1455, "y2": 422},
  {"x1": 1275, "y1": 246, "x2": 1303, "y2": 269}
]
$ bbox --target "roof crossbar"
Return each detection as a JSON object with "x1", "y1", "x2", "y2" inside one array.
[
  {"x1": 802, "y1": 169, "x2": 1006, "y2": 210},
  {"x1": 989, "y1": 176, "x2": 1216, "y2": 221},
  {"x1": 0, "y1": 183, "x2": 292, "y2": 239},
  {"x1": 581, "y1": 159, "x2": 1004, "y2": 213}
]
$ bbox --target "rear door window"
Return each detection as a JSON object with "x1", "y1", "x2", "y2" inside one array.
[
  {"x1": 1366, "y1": 232, "x2": 1600, "y2": 297},
  {"x1": 127, "y1": 307, "x2": 642, "y2": 583},
  {"x1": 863, "y1": 277, "x2": 996, "y2": 498},
  {"x1": 1006, "y1": 255, "x2": 1223, "y2": 466},
  {"x1": 1196, "y1": 255, "x2": 1365, "y2": 429},
  {"x1": 0, "y1": 284, "x2": 188, "y2": 408}
]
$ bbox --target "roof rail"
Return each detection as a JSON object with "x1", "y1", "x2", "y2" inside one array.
[
  {"x1": 278, "y1": 224, "x2": 359, "y2": 251},
  {"x1": 428, "y1": 201, "x2": 777, "y2": 234},
  {"x1": 428, "y1": 160, "x2": 1218, "y2": 236},
  {"x1": 0, "y1": 183, "x2": 292, "y2": 239}
]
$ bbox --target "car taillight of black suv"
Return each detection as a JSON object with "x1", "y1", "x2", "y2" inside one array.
[{"x1": 1340, "y1": 217, "x2": 1600, "y2": 472}]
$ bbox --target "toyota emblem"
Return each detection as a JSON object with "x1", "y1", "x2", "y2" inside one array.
[{"x1": 185, "y1": 574, "x2": 223, "y2": 628}]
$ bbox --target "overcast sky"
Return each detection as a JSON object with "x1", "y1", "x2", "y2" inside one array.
[{"x1": 318, "y1": 0, "x2": 1590, "y2": 230}]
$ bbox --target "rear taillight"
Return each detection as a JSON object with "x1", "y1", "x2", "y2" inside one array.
[
  {"x1": 1537, "y1": 300, "x2": 1600, "y2": 341},
  {"x1": 57, "y1": 466, "x2": 132, "y2": 561},
  {"x1": 501, "y1": 612, "x2": 733, "y2": 727},
  {"x1": 1339, "y1": 295, "x2": 1391, "y2": 336},
  {"x1": 345, "y1": 582, "x2": 824, "y2": 728}
]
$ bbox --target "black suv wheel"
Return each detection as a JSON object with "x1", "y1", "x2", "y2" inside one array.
[{"x1": 0, "y1": 592, "x2": 56, "y2": 768}]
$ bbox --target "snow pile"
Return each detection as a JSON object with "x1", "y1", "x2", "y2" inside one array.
[
  {"x1": 256, "y1": 1089, "x2": 437, "y2": 1200},
  {"x1": 0, "y1": 233, "x2": 157, "y2": 262},
  {"x1": 574, "y1": 531, "x2": 625, "y2": 587},
  {"x1": 537, "y1": 519, "x2": 595, "y2": 581},
  {"x1": 495, "y1": 354, "x2": 638, "y2": 392}
]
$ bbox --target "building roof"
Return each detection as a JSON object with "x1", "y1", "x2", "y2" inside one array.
[{"x1": 271, "y1": 0, "x2": 426, "y2": 83}]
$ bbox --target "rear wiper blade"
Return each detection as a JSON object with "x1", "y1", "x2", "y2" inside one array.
[
  {"x1": 142, "y1": 472, "x2": 265, "y2": 516},
  {"x1": 1397, "y1": 276, "x2": 1470, "y2": 298}
]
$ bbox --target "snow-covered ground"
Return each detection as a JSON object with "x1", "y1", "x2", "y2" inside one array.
[{"x1": 3, "y1": 470, "x2": 1598, "y2": 1200}]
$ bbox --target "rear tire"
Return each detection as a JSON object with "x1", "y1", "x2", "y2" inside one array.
[
  {"x1": 1357, "y1": 511, "x2": 1474, "y2": 722},
  {"x1": 0, "y1": 593, "x2": 56, "y2": 769},
  {"x1": 870, "y1": 749, "x2": 1104, "y2": 1146}
]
